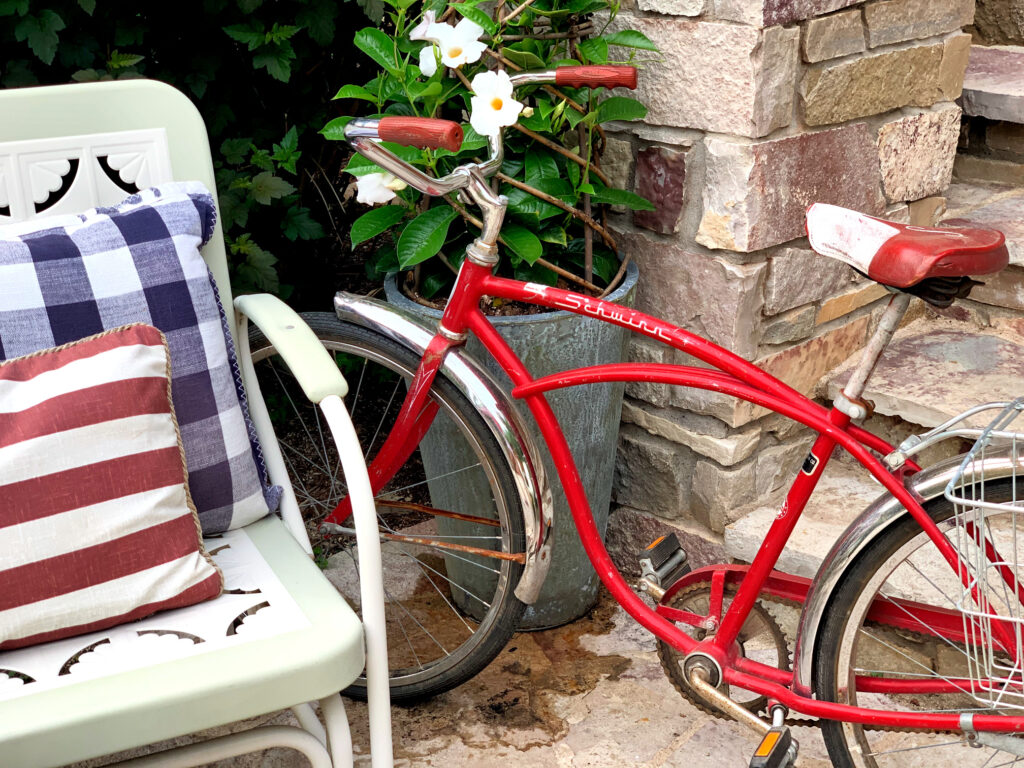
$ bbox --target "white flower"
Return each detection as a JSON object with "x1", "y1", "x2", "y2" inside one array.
[
  {"x1": 469, "y1": 70, "x2": 524, "y2": 137},
  {"x1": 412, "y1": 14, "x2": 487, "y2": 76},
  {"x1": 409, "y1": 10, "x2": 439, "y2": 41},
  {"x1": 419, "y1": 44, "x2": 442, "y2": 77},
  {"x1": 356, "y1": 172, "x2": 407, "y2": 205}
]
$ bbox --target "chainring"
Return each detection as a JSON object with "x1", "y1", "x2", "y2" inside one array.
[{"x1": 656, "y1": 580, "x2": 791, "y2": 720}]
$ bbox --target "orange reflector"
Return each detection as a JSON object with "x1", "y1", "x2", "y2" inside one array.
[
  {"x1": 754, "y1": 731, "x2": 781, "y2": 758},
  {"x1": 646, "y1": 535, "x2": 667, "y2": 550}
]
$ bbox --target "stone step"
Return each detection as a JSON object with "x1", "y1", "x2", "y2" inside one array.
[
  {"x1": 960, "y1": 44, "x2": 1024, "y2": 124},
  {"x1": 824, "y1": 317, "x2": 1024, "y2": 430},
  {"x1": 945, "y1": 180, "x2": 1024, "y2": 266},
  {"x1": 724, "y1": 460, "x2": 884, "y2": 577}
]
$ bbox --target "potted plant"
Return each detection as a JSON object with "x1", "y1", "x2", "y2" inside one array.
[{"x1": 326, "y1": 0, "x2": 658, "y2": 627}]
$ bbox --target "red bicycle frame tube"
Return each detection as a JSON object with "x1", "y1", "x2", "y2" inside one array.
[{"x1": 359, "y1": 257, "x2": 1024, "y2": 731}]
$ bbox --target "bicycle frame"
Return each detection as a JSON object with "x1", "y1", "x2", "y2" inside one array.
[
  {"x1": 338, "y1": 94, "x2": 1024, "y2": 735},
  {"x1": 326, "y1": 253, "x2": 1024, "y2": 734}
]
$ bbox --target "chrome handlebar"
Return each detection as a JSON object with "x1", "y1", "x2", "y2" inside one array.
[{"x1": 343, "y1": 69, "x2": 572, "y2": 197}]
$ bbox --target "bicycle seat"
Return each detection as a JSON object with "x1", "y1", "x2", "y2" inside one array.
[{"x1": 806, "y1": 203, "x2": 1008, "y2": 289}]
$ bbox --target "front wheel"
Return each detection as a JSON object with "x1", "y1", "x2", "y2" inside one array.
[
  {"x1": 814, "y1": 478, "x2": 1024, "y2": 767},
  {"x1": 249, "y1": 312, "x2": 527, "y2": 701}
]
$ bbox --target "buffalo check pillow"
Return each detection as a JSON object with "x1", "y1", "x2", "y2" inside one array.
[
  {"x1": 0, "y1": 182, "x2": 279, "y2": 534},
  {"x1": 0, "y1": 324, "x2": 223, "y2": 650}
]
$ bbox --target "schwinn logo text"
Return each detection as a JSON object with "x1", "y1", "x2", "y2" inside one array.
[{"x1": 523, "y1": 283, "x2": 673, "y2": 342}]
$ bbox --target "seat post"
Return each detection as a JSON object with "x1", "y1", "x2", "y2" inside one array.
[{"x1": 834, "y1": 292, "x2": 913, "y2": 420}]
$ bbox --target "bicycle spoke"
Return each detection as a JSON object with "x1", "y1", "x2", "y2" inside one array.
[{"x1": 866, "y1": 739, "x2": 967, "y2": 757}]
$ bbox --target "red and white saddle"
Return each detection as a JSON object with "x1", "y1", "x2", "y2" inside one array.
[{"x1": 806, "y1": 203, "x2": 1008, "y2": 289}]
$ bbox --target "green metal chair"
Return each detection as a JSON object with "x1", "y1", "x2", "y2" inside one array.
[{"x1": 0, "y1": 79, "x2": 392, "y2": 768}]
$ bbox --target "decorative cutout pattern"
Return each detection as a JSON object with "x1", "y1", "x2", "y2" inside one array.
[
  {"x1": 0, "y1": 529, "x2": 307, "y2": 701},
  {"x1": 0, "y1": 129, "x2": 171, "y2": 224}
]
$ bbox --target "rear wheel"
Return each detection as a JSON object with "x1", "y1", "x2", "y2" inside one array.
[
  {"x1": 814, "y1": 479, "x2": 1024, "y2": 766},
  {"x1": 249, "y1": 312, "x2": 527, "y2": 701}
]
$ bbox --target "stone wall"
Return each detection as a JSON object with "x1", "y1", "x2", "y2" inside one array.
[{"x1": 602, "y1": 0, "x2": 972, "y2": 562}]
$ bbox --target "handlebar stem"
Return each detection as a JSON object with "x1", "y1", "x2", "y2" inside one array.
[{"x1": 463, "y1": 167, "x2": 507, "y2": 267}]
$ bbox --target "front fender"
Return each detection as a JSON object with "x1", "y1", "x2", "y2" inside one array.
[
  {"x1": 793, "y1": 450, "x2": 1022, "y2": 694},
  {"x1": 333, "y1": 291, "x2": 553, "y2": 605}
]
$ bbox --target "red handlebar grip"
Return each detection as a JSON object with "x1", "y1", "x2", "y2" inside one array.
[
  {"x1": 377, "y1": 117, "x2": 464, "y2": 152},
  {"x1": 555, "y1": 66, "x2": 638, "y2": 90}
]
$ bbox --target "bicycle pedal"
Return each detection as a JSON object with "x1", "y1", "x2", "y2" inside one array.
[
  {"x1": 749, "y1": 726, "x2": 798, "y2": 768},
  {"x1": 638, "y1": 534, "x2": 690, "y2": 599}
]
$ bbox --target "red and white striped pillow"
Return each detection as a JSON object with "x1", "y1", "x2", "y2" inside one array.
[{"x1": 0, "y1": 324, "x2": 222, "y2": 650}]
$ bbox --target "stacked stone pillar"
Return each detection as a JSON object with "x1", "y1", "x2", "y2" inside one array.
[{"x1": 603, "y1": 0, "x2": 974, "y2": 566}]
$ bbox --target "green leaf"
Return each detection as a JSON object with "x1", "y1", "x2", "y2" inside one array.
[
  {"x1": 271, "y1": 126, "x2": 301, "y2": 174},
  {"x1": 603, "y1": 30, "x2": 659, "y2": 51},
  {"x1": 396, "y1": 206, "x2": 458, "y2": 268},
  {"x1": 525, "y1": 150, "x2": 559, "y2": 185},
  {"x1": 297, "y1": 4, "x2": 336, "y2": 45},
  {"x1": 220, "y1": 137, "x2": 252, "y2": 165},
  {"x1": 502, "y1": 48, "x2": 545, "y2": 70},
  {"x1": 419, "y1": 271, "x2": 450, "y2": 299},
  {"x1": 451, "y1": 3, "x2": 497, "y2": 35},
  {"x1": 356, "y1": 0, "x2": 386, "y2": 23},
  {"x1": 108, "y1": 50, "x2": 144, "y2": 70},
  {"x1": 249, "y1": 171, "x2": 296, "y2": 204},
  {"x1": 266, "y1": 23, "x2": 300, "y2": 44},
  {"x1": 538, "y1": 226, "x2": 567, "y2": 247},
  {"x1": 514, "y1": 261, "x2": 557, "y2": 286},
  {"x1": 283, "y1": 205, "x2": 325, "y2": 241},
  {"x1": 238, "y1": 0, "x2": 263, "y2": 11},
  {"x1": 354, "y1": 27, "x2": 400, "y2": 77},
  {"x1": 501, "y1": 225, "x2": 543, "y2": 265},
  {"x1": 250, "y1": 147, "x2": 275, "y2": 171},
  {"x1": 594, "y1": 96, "x2": 647, "y2": 124},
  {"x1": 253, "y1": 41, "x2": 295, "y2": 82},
  {"x1": 224, "y1": 23, "x2": 265, "y2": 51},
  {"x1": 519, "y1": 109, "x2": 551, "y2": 133},
  {"x1": 0, "y1": 1, "x2": 29, "y2": 15},
  {"x1": 14, "y1": 10, "x2": 65, "y2": 65},
  {"x1": 350, "y1": 205, "x2": 406, "y2": 248},
  {"x1": 342, "y1": 143, "x2": 423, "y2": 175},
  {"x1": 321, "y1": 116, "x2": 354, "y2": 141},
  {"x1": 333, "y1": 84, "x2": 379, "y2": 104},
  {"x1": 578, "y1": 37, "x2": 608, "y2": 65},
  {"x1": 77, "y1": 0, "x2": 96, "y2": 14},
  {"x1": 589, "y1": 183, "x2": 655, "y2": 211},
  {"x1": 434, "y1": 124, "x2": 487, "y2": 158}
]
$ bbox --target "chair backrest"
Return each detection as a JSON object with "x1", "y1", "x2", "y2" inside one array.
[{"x1": 0, "y1": 80, "x2": 233, "y2": 317}]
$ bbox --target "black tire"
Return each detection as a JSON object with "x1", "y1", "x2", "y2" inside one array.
[
  {"x1": 249, "y1": 312, "x2": 527, "y2": 701},
  {"x1": 814, "y1": 478, "x2": 1024, "y2": 767}
]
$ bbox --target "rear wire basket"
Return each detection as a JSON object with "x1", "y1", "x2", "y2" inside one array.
[{"x1": 945, "y1": 397, "x2": 1024, "y2": 709}]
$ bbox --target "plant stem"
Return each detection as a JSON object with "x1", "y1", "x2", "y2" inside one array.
[
  {"x1": 511, "y1": 123, "x2": 612, "y2": 187},
  {"x1": 501, "y1": 0, "x2": 540, "y2": 24},
  {"x1": 495, "y1": 171, "x2": 617, "y2": 251},
  {"x1": 443, "y1": 196, "x2": 603, "y2": 293}
]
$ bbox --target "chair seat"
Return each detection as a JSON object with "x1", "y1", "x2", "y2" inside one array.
[
  {"x1": 0, "y1": 516, "x2": 364, "y2": 768},
  {"x1": 806, "y1": 203, "x2": 1009, "y2": 288}
]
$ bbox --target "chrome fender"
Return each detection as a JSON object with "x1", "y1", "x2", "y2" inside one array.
[
  {"x1": 334, "y1": 291, "x2": 553, "y2": 604},
  {"x1": 793, "y1": 451, "x2": 1021, "y2": 694}
]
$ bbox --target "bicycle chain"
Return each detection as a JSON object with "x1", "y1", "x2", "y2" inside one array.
[{"x1": 655, "y1": 578, "x2": 960, "y2": 735}]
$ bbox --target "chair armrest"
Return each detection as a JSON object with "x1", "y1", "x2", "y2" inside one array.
[{"x1": 234, "y1": 293, "x2": 348, "y2": 403}]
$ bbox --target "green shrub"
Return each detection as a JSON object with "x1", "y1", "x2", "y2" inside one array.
[{"x1": 1, "y1": 0, "x2": 373, "y2": 299}]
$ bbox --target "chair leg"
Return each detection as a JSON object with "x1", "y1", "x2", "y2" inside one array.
[
  {"x1": 320, "y1": 694, "x2": 354, "y2": 768},
  {"x1": 111, "y1": 726, "x2": 333, "y2": 768},
  {"x1": 319, "y1": 395, "x2": 394, "y2": 768},
  {"x1": 292, "y1": 702, "x2": 328, "y2": 745}
]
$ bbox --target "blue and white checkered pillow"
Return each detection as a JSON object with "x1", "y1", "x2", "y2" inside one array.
[{"x1": 0, "y1": 182, "x2": 280, "y2": 534}]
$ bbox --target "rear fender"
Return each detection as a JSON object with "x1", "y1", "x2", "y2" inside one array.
[{"x1": 333, "y1": 291, "x2": 553, "y2": 604}]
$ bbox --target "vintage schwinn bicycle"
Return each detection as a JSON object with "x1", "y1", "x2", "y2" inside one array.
[{"x1": 248, "y1": 64, "x2": 1024, "y2": 767}]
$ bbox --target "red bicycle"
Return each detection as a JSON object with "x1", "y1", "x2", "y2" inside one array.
[{"x1": 249, "y1": 65, "x2": 1024, "y2": 767}]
